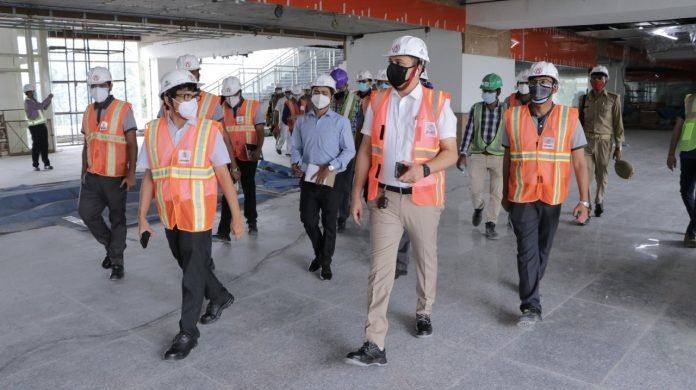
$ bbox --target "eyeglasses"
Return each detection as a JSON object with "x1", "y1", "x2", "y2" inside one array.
[
  {"x1": 528, "y1": 79, "x2": 555, "y2": 88},
  {"x1": 174, "y1": 92, "x2": 200, "y2": 101}
]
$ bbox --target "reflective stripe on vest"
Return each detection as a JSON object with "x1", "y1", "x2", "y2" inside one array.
[
  {"x1": 470, "y1": 102, "x2": 505, "y2": 156},
  {"x1": 144, "y1": 118, "x2": 219, "y2": 232},
  {"x1": 27, "y1": 110, "x2": 47, "y2": 126},
  {"x1": 224, "y1": 99, "x2": 259, "y2": 161},
  {"x1": 679, "y1": 94, "x2": 696, "y2": 152},
  {"x1": 198, "y1": 91, "x2": 220, "y2": 120},
  {"x1": 506, "y1": 104, "x2": 577, "y2": 205},
  {"x1": 367, "y1": 87, "x2": 449, "y2": 207},
  {"x1": 82, "y1": 99, "x2": 129, "y2": 177}
]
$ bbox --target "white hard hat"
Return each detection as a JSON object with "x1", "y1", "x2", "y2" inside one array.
[
  {"x1": 311, "y1": 74, "x2": 336, "y2": 91},
  {"x1": 420, "y1": 69, "x2": 429, "y2": 80},
  {"x1": 590, "y1": 65, "x2": 609, "y2": 79},
  {"x1": 87, "y1": 67, "x2": 112, "y2": 85},
  {"x1": 159, "y1": 69, "x2": 200, "y2": 96},
  {"x1": 23, "y1": 84, "x2": 36, "y2": 93},
  {"x1": 529, "y1": 61, "x2": 560, "y2": 83},
  {"x1": 356, "y1": 70, "x2": 373, "y2": 81},
  {"x1": 176, "y1": 54, "x2": 201, "y2": 71},
  {"x1": 292, "y1": 87, "x2": 303, "y2": 95},
  {"x1": 516, "y1": 69, "x2": 531, "y2": 83},
  {"x1": 385, "y1": 35, "x2": 429, "y2": 63},
  {"x1": 303, "y1": 84, "x2": 311, "y2": 90},
  {"x1": 221, "y1": 76, "x2": 241, "y2": 96},
  {"x1": 376, "y1": 68, "x2": 387, "y2": 81}
]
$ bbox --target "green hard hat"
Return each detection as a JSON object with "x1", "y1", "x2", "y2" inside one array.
[
  {"x1": 480, "y1": 73, "x2": 503, "y2": 90},
  {"x1": 615, "y1": 159, "x2": 634, "y2": 179}
]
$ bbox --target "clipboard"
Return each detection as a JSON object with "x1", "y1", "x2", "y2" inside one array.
[{"x1": 304, "y1": 163, "x2": 336, "y2": 187}]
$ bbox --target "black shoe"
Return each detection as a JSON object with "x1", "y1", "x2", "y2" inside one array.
[
  {"x1": 485, "y1": 222, "x2": 499, "y2": 239},
  {"x1": 517, "y1": 308, "x2": 542, "y2": 329},
  {"x1": 44, "y1": 165, "x2": 53, "y2": 170},
  {"x1": 213, "y1": 232, "x2": 231, "y2": 242},
  {"x1": 109, "y1": 265, "x2": 124, "y2": 281},
  {"x1": 320, "y1": 264, "x2": 332, "y2": 280},
  {"x1": 345, "y1": 341, "x2": 387, "y2": 367},
  {"x1": 684, "y1": 232, "x2": 696, "y2": 248},
  {"x1": 200, "y1": 293, "x2": 234, "y2": 325},
  {"x1": 248, "y1": 222, "x2": 258, "y2": 234},
  {"x1": 101, "y1": 256, "x2": 112, "y2": 269},
  {"x1": 472, "y1": 205, "x2": 484, "y2": 227},
  {"x1": 337, "y1": 220, "x2": 347, "y2": 233},
  {"x1": 395, "y1": 269, "x2": 408, "y2": 280},
  {"x1": 33, "y1": 166, "x2": 40, "y2": 171},
  {"x1": 163, "y1": 332, "x2": 197, "y2": 361},
  {"x1": 308, "y1": 258, "x2": 321, "y2": 272},
  {"x1": 275, "y1": 148, "x2": 282, "y2": 155},
  {"x1": 594, "y1": 203, "x2": 603, "y2": 217},
  {"x1": 415, "y1": 314, "x2": 433, "y2": 338}
]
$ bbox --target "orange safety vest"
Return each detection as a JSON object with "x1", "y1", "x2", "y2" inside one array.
[
  {"x1": 144, "y1": 117, "x2": 219, "y2": 232},
  {"x1": 197, "y1": 91, "x2": 221, "y2": 120},
  {"x1": 299, "y1": 97, "x2": 307, "y2": 114},
  {"x1": 505, "y1": 104, "x2": 578, "y2": 205},
  {"x1": 285, "y1": 99, "x2": 299, "y2": 132},
  {"x1": 367, "y1": 87, "x2": 449, "y2": 207},
  {"x1": 83, "y1": 99, "x2": 131, "y2": 177},
  {"x1": 223, "y1": 99, "x2": 260, "y2": 162}
]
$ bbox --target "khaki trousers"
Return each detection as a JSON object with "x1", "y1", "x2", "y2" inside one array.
[
  {"x1": 365, "y1": 190, "x2": 443, "y2": 349},
  {"x1": 584, "y1": 135, "x2": 612, "y2": 205},
  {"x1": 468, "y1": 153, "x2": 504, "y2": 223}
]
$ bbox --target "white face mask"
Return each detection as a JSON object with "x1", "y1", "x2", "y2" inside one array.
[
  {"x1": 177, "y1": 99, "x2": 198, "y2": 120},
  {"x1": 91, "y1": 87, "x2": 109, "y2": 103},
  {"x1": 481, "y1": 91, "x2": 497, "y2": 104},
  {"x1": 518, "y1": 83, "x2": 530, "y2": 95},
  {"x1": 311, "y1": 94, "x2": 331, "y2": 110},
  {"x1": 227, "y1": 96, "x2": 240, "y2": 108}
]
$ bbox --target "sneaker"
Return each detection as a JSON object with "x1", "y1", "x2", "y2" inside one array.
[
  {"x1": 213, "y1": 232, "x2": 231, "y2": 242},
  {"x1": 308, "y1": 258, "x2": 321, "y2": 272},
  {"x1": 33, "y1": 167, "x2": 40, "y2": 172},
  {"x1": 101, "y1": 255, "x2": 112, "y2": 269},
  {"x1": 109, "y1": 265, "x2": 124, "y2": 281},
  {"x1": 684, "y1": 232, "x2": 696, "y2": 248},
  {"x1": 44, "y1": 165, "x2": 53, "y2": 170},
  {"x1": 395, "y1": 269, "x2": 408, "y2": 280},
  {"x1": 594, "y1": 203, "x2": 603, "y2": 218},
  {"x1": 415, "y1": 314, "x2": 433, "y2": 338},
  {"x1": 248, "y1": 222, "x2": 258, "y2": 234},
  {"x1": 517, "y1": 308, "x2": 542, "y2": 329},
  {"x1": 320, "y1": 264, "x2": 332, "y2": 280},
  {"x1": 345, "y1": 342, "x2": 387, "y2": 367},
  {"x1": 485, "y1": 222, "x2": 499, "y2": 239},
  {"x1": 472, "y1": 205, "x2": 484, "y2": 227}
]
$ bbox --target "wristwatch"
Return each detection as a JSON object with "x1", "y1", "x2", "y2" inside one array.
[
  {"x1": 579, "y1": 201, "x2": 590, "y2": 208},
  {"x1": 422, "y1": 164, "x2": 431, "y2": 177},
  {"x1": 328, "y1": 165, "x2": 335, "y2": 172}
]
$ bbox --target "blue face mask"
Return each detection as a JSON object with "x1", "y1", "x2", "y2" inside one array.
[
  {"x1": 380, "y1": 83, "x2": 390, "y2": 90},
  {"x1": 358, "y1": 82, "x2": 369, "y2": 93}
]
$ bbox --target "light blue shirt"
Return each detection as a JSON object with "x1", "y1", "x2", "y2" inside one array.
[{"x1": 291, "y1": 109, "x2": 355, "y2": 173}]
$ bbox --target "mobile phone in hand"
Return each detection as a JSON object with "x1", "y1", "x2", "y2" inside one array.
[
  {"x1": 395, "y1": 162, "x2": 409, "y2": 178},
  {"x1": 140, "y1": 231, "x2": 151, "y2": 248}
]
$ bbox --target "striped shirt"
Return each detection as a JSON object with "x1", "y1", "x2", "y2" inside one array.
[{"x1": 459, "y1": 101, "x2": 503, "y2": 156}]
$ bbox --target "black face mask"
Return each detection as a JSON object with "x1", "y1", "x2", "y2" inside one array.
[
  {"x1": 387, "y1": 63, "x2": 416, "y2": 89},
  {"x1": 529, "y1": 84, "x2": 553, "y2": 104}
]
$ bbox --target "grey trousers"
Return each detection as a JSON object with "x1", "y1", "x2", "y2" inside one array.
[
  {"x1": 509, "y1": 201, "x2": 561, "y2": 314},
  {"x1": 78, "y1": 173, "x2": 128, "y2": 265}
]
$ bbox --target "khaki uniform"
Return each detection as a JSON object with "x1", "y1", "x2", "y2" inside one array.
[{"x1": 580, "y1": 90, "x2": 624, "y2": 205}]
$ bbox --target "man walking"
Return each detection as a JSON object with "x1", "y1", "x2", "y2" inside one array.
[{"x1": 23, "y1": 84, "x2": 54, "y2": 171}]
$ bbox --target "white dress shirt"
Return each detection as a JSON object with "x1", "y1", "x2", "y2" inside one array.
[{"x1": 360, "y1": 84, "x2": 457, "y2": 188}]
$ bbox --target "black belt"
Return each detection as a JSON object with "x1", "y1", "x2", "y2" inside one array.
[{"x1": 379, "y1": 183, "x2": 412, "y2": 194}]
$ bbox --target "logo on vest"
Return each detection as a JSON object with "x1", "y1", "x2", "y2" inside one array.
[
  {"x1": 178, "y1": 150, "x2": 192, "y2": 164},
  {"x1": 99, "y1": 121, "x2": 109, "y2": 131},
  {"x1": 423, "y1": 122, "x2": 438, "y2": 138},
  {"x1": 236, "y1": 116, "x2": 245, "y2": 123},
  {"x1": 542, "y1": 137, "x2": 555, "y2": 150}
]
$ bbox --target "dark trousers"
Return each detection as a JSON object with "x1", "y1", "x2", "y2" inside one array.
[
  {"x1": 336, "y1": 159, "x2": 355, "y2": 224},
  {"x1": 165, "y1": 228, "x2": 228, "y2": 339},
  {"x1": 680, "y1": 158, "x2": 696, "y2": 235},
  {"x1": 300, "y1": 180, "x2": 340, "y2": 266},
  {"x1": 509, "y1": 201, "x2": 562, "y2": 313},
  {"x1": 78, "y1": 173, "x2": 127, "y2": 265},
  {"x1": 28, "y1": 123, "x2": 50, "y2": 168},
  {"x1": 395, "y1": 231, "x2": 411, "y2": 272},
  {"x1": 218, "y1": 159, "x2": 258, "y2": 234}
]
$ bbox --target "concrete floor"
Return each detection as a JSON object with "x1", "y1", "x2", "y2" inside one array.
[{"x1": 1, "y1": 130, "x2": 695, "y2": 390}]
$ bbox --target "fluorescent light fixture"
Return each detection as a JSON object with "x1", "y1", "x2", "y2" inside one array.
[{"x1": 651, "y1": 28, "x2": 678, "y2": 41}]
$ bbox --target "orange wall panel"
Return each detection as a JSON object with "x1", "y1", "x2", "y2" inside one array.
[{"x1": 511, "y1": 28, "x2": 597, "y2": 69}]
